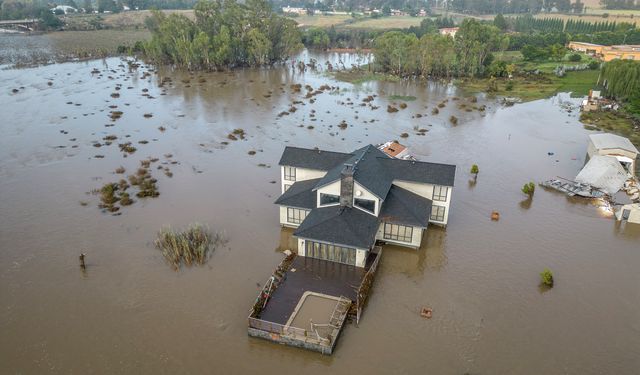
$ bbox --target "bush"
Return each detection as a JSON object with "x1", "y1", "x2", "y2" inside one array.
[
  {"x1": 521, "y1": 44, "x2": 550, "y2": 61},
  {"x1": 487, "y1": 60, "x2": 507, "y2": 77},
  {"x1": 540, "y1": 268, "x2": 554, "y2": 287},
  {"x1": 522, "y1": 182, "x2": 535, "y2": 196},
  {"x1": 588, "y1": 60, "x2": 600, "y2": 70},
  {"x1": 505, "y1": 80, "x2": 514, "y2": 91},
  {"x1": 487, "y1": 77, "x2": 498, "y2": 92},
  {"x1": 568, "y1": 53, "x2": 582, "y2": 62}
]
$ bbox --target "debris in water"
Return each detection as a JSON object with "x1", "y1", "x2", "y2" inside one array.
[{"x1": 420, "y1": 307, "x2": 432, "y2": 319}]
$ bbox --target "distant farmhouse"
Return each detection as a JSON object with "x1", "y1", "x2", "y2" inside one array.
[
  {"x1": 275, "y1": 144, "x2": 456, "y2": 268},
  {"x1": 50, "y1": 5, "x2": 77, "y2": 14},
  {"x1": 568, "y1": 41, "x2": 640, "y2": 62},
  {"x1": 439, "y1": 27, "x2": 459, "y2": 38},
  {"x1": 282, "y1": 6, "x2": 308, "y2": 15}
]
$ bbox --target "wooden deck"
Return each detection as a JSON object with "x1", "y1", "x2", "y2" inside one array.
[{"x1": 258, "y1": 256, "x2": 367, "y2": 325}]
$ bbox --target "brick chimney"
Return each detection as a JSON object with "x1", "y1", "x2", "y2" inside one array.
[{"x1": 340, "y1": 163, "x2": 354, "y2": 207}]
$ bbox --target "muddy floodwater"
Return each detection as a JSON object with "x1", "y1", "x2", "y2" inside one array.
[{"x1": 1, "y1": 46, "x2": 639, "y2": 374}]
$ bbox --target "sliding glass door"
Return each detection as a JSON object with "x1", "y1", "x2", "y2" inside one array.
[{"x1": 305, "y1": 240, "x2": 357, "y2": 266}]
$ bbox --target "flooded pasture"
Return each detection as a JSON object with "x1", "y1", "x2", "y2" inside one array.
[{"x1": 1, "y1": 46, "x2": 639, "y2": 374}]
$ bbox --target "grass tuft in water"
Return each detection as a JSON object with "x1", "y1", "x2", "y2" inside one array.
[{"x1": 154, "y1": 224, "x2": 227, "y2": 270}]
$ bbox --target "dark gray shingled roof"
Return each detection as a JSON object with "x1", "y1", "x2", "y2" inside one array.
[
  {"x1": 278, "y1": 146, "x2": 352, "y2": 171},
  {"x1": 294, "y1": 206, "x2": 380, "y2": 249},
  {"x1": 314, "y1": 145, "x2": 394, "y2": 199},
  {"x1": 378, "y1": 185, "x2": 432, "y2": 227},
  {"x1": 378, "y1": 158, "x2": 456, "y2": 187},
  {"x1": 273, "y1": 179, "x2": 319, "y2": 209}
]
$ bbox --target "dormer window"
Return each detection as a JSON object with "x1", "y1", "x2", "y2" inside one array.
[
  {"x1": 354, "y1": 198, "x2": 375, "y2": 214},
  {"x1": 320, "y1": 193, "x2": 340, "y2": 206}
]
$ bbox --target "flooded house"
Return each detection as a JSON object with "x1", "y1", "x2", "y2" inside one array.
[
  {"x1": 275, "y1": 144, "x2": 456, "y2": 265},
  {"x1": 587, "y1": 133, "x2": 638, "y2": 175},
  {"x1": 616, "y1": 203, "x2": 640, "y2": 224},
  {"x1": 248, "y1": 145, "x2": 456, "y2": 354}
]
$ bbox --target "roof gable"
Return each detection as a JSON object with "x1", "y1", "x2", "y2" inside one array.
[
  {"x1": 313, "y1": 145, "x2": 394, "y2": 199},
  {"x1": 294, "y1": 206, "x2": 379, "y2": 249},
  {"x1": 379, "y1": 185, "x2": 432, "y2": 227}
]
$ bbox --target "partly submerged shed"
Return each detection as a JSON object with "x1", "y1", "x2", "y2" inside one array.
[
  {"x1": 587, "y1": 133, "x2": 638, "y2": 174},
  {"x1": 575, "y1": 155, "x2": 627, "y2": 195},
  {"x1": 615, "y1": 203, "x2": 640, "y2": 224}
]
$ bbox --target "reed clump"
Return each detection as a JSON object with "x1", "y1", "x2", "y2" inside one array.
[{"x1": 155, "y1": 224, "x2": 226, "y2": 269}]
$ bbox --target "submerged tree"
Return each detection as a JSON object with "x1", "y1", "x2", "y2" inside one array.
[
  {"x1": 143, "y1": 0, "x2": 303, "y2": 70},
  {"x1": 522, "y1": 182, "x2": 536, "y2": 197},
  {"x1": 540, "y1": 268, "x2": 554, "y2": 287},
  {"x1": 470, "y1": 164, "x2": 479, "y2": 175}
]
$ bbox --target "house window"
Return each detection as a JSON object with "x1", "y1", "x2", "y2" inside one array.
[
  {"x1": 305, "y1": 240, "x2": 356, "y2": 266},
  {"x1": 284, "y1": 166, "x2": 296, "y2": 181},
  {"x1": 320, "y1": 193, "x2": 340, "y2": 206},
  {"x1": 287, "y1": 207, "x2": 308, "y2": 224},
  {"x1": 383, "y1": 223, "x2": 413, "y2": 243},
  {"x1": 354, "y1": 198, "x2": 375, "y2": 214},
  {"x1": 432, "y1": 186, "x2": 448, "y2": 202},
  {"x1": 284, "y1": 184, "x2": 291, "y2": 192},
  {"x1": 430, "y1": 205, "x2": 446, "y2": 222}
]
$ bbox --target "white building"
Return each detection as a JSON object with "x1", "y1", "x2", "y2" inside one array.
[
  {"x1": 282, "y1": 6, "x2": 308, "y2": 15},
  {"x1": 439, "y1": 27, "x2": 459, "y2": 38},
  {"x1": 616, "y1": 203, "x2": 640, "y2": 224},
  {"x1": 51, "y1": 5, "x2": 77, "y2": 14},
  {"x1": 275, "y1": 145, "x2": 456, "y2": 268},
  {"x1": 587, "y1": 133, "x2": 639, "y2": 175}
]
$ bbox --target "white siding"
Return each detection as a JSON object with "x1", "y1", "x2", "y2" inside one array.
[
  {"x1": 280, "y1": 166, "x2": 326, "y2": 194},
  {"x1": 375, "y1": 222, "x2": 424, "y2": 248},
  {"x1": 317, "y1": 180, "x2": 341, "y2": 207},
  {"x1": 587, "y1": 144, "x2": 637, "y2": 173},
  {"x1": 279, "y1": 206, "x2": 309, "y2": 228},
  {"x1": 355, "y1": 249, "x2": 368, "y2": 267},
  {"x1": 392, "y1": 180, "x2": 452, "y2": 226}
]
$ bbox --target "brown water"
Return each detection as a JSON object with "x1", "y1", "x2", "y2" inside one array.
[{"x1": 1, "y1": 48, "x2": 639, "y2": 374}]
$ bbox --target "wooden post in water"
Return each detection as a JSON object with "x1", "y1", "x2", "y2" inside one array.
[{"x1": 79, "y1": 253, "x2": 86, "y2": 269}]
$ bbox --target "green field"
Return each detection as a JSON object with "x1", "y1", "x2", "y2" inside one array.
[
  {"x1": 292, "y1": 15, "x2": 426, "y2": 30},
  {"x1": 344, "y1": 16, "x2": 424, "y2": 29},
  {"x1": 292, "y1": 14, "x2": 352, "y2": 28},
  {"x1": 457, "y1": 69, "x2": 600, "y2": 102}
]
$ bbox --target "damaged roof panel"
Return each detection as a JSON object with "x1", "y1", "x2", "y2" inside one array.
[{"x1": 575, "y1": 155, "x2": 628, "y2": 195}]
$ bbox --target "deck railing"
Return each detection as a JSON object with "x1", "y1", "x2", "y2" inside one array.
[
  {"x1": 355, "y1": 246, "x2": 382, "y2": 325},
  {"x1": 248, "y1": 316, "x2": 331, "y2": 346}
]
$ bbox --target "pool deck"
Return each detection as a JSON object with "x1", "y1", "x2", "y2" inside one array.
[
  {"x1": 259, "y1": 256, "x2": 370, "y2": 325},
  {"x1": 248, "y1": 252, "x2": 380, "y2": 354}
]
